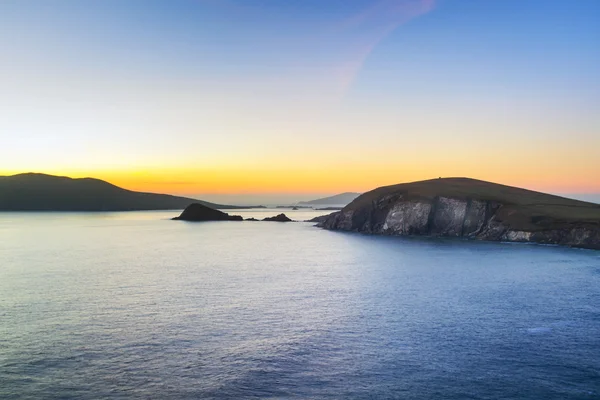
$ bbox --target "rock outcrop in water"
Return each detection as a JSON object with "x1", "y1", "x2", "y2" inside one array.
[
  {"x1": 173, "y1": 203, "x2": 243, "y2": 221},
  {"x1": 263, "y1": 213, "x2": 293, "y2": 222},
  {"x1": 317, "y1": 178, "x2": 600, "y2": 250},
  {"x1": 173, "y1": 206, "x2": 296, "y2": 223}
]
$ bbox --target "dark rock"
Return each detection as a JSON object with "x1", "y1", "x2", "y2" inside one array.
[
  {"x1": 173, "y1": 203, "x2": 243, "y2": 222},
  {"x1": 263, "y1": 213, "x2": 293, "y2": 222},
  {"x1": 246, "y1": 218, "x2": 259, "y2": 221}
]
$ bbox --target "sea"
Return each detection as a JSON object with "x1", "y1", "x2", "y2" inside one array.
[{"x1": 1, "y1": 209, "x2": 599, "y2": 399}]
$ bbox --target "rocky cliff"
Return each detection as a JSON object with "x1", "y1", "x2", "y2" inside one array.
[{"x1": 318, "y1": 178, "x2": 600, "y2": 250}]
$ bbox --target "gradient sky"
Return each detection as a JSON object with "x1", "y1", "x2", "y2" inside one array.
[{"x1": 1, "y1": 0, "x2": 599, "y2": 203}]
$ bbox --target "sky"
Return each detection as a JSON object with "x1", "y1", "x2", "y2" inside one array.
[{"x1": 1, "y1": 0, "x2": 599, "y2": 204}]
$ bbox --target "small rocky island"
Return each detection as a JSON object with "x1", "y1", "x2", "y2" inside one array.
[
  {"x1": 172, "y1": 203, "x2": 243, "y2": 221},
  {"x1": 316, "y1": 178, "x2": 600, "y2": 250},
  {"x1": 173, "y1": 203, "x2": 294, "y2": 222},
  {"x1": 263, "y1": 213, "x2": 293, "y2": 222}
]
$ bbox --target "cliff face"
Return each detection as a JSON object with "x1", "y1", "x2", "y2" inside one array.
[{"x1": 318, "y1": 179, "x2": 600, "y2": 250}]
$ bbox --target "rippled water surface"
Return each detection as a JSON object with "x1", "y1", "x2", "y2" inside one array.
[{"x1": 1, "y1": 210, "x2": 599, "y2": 399}]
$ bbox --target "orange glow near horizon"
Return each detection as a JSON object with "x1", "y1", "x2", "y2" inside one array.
[{"x1": 2, "y1": 164, "x2": 599, "y2": 197}]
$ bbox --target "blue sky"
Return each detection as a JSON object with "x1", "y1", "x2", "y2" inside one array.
[{"x1": 1, "y1": 0, "x2": 598, "y2": 202}]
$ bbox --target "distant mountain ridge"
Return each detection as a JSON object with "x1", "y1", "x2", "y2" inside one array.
[
  {"x1": 0, "y1": 173, "x2": 244, "y2": 211},
  {"x1": 299, "y1": 192, "x2": 361, "y2": 206}
]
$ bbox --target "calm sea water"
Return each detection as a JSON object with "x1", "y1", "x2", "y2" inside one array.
[{"x1": 1, "y1": 210, "x2": 599, "y2": 399}]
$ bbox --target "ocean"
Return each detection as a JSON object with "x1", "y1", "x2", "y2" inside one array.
[{"x1": 1, "y1": 210, "x2": 599, "y2": 399}]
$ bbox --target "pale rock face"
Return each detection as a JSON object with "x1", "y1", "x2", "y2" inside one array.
[
  {"x1": 477, "y1": 216, "x2": 508, "y2": 241},
  {"x1": 431, "y1": 197, "x2": 468, "y2": 236},
  {"x1": 317, "y1": 194, "x2": 600, "y2": 250},
  {"x1": 382, "y1": 201, "x2": 431, "y2": 235},
  {"x1": 462, "y1": 200, "x2": 487, "y2": 236},
  {"x1": 503, "y1": 230, "x2": 533, "y2": 242}
]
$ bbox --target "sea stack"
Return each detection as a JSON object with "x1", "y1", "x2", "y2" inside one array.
[
  {"x1": 173, "y1": 203, "x2": 243, "y2": 221},
  {"x1": 263, "y1": 213, "x2": 293, "y2": 222}
]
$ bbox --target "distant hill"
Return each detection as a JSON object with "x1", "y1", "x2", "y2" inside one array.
[
  {"x1": 0, "y1": 173, "x2": 244, "y2": 211},
  {"x1": 564, "y1": 193, "x2": 600, "y2": 204},
  {"x1": 299, "y1": 192, "x2": 361, "y2": 206},
  {"x1": 318, "y1": 177, "x2": 600, "y2": 250}
]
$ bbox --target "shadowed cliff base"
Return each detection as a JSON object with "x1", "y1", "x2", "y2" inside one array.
[{"x1": 317, "y1": 178, "x2": 600, "y2": 250}]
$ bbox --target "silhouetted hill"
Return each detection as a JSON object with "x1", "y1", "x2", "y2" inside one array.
[
  {"x1": 0, "y1": 173, "x2": 243, "y2": 211},
  {"x1": 299, "y1": 192, "x2": 360, "y2": 206},
  {"x1": 319, "y1": 177, "x2": 600, "y2": 250}
]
